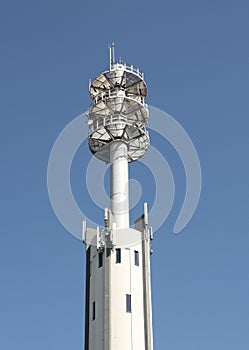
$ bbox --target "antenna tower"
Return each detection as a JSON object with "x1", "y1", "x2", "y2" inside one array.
[{"x1": 83, "y1": 44, "x2": 153, "y2": 350}]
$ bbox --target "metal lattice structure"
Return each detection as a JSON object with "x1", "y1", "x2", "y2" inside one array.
[{"x1": 87, "y1": 48, "x2": 150, "y2": 163}]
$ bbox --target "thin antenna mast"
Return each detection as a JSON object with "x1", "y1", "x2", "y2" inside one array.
[{"x1": 109, "y1": 42, "x2": 115, "y2": 69}]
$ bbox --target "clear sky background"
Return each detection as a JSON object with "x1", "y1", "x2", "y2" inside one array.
[{"x1": 1, "y1": 0, "x2": 249, "y2": 349}]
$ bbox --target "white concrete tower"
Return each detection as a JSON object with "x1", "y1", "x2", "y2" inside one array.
[{"x1": 83, "y1": 44, "x2": 153, "y2": 350}]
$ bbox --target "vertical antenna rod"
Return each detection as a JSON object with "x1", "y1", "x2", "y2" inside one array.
[{"x1": 109, "y1": 42, "x2": 115, "y2": 69}]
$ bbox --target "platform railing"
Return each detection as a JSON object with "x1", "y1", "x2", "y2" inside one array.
[
  {"x1": 93, "y1": 89, "x2": 147, "y2": 106},
  {"x1": 109, "y1": 62, "x2": 144, "y2": 80},
  {"x1": 88, "y1": 114, "x2": 149, "y2": 136}
]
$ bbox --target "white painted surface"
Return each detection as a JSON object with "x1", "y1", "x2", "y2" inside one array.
[
  {"x1": 86, "y1": 228, "x2": 153, "y2": 350},
  {"x1": 110, "y1": 141, "x2": 129, "y2": 229}
]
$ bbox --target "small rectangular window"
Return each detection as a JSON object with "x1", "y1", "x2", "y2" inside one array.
[
  {"x1": 106, "y1": 248, "x2": 111, "y2": 257},
  {"x1": 134, "y1": 250, "x2": 139, "y2": 266},
  {"x1": 126, "y1": 294, "x2": 131, "y2": 313},
  {"x1": 116, "y1": 248, "x2": 121, "y2": 263},
  {"x1": 92, "y1": 301, "x2": 96, "y2": 320},
  {"x1": 98, "y1": 252, "x2": 103, "y2": 268}
]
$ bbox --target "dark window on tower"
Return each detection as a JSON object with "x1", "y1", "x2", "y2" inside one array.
[
  {"x1": 92, "y1": 301, "x2": 96, "y2": 320},
  {"x1": 134, "y1": 250, "x2": 139, "y2": 266},
  {"x1": 98, "y1": 252, "x2": 103, "y2": 268},
  {"x1": 116, "y1": 248, "x2": 121, "y2": 263},
  {"x1": 106, "y1": 248, "x2": 111, "y2": 257},
  {"x1": 126, "y1": 294, "x2": 131, "y2": 313}
]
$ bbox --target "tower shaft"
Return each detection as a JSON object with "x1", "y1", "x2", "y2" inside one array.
[
  {"x1": 84, "y1": 221, "x2": 153, "y2": 350},
  {"x1": 110, "y1": 141, "x2": 129, "y2": 228}
]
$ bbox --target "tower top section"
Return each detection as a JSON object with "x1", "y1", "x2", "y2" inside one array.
[{"x1": 87, "y1": 44, "x2": 150, "y2": 163}]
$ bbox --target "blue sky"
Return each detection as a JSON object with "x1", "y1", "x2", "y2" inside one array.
[{"x1": 1, "y1": 0, "x2": 249, "y2": 349}]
